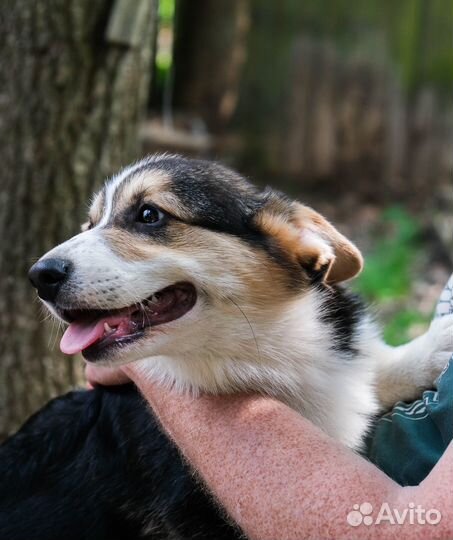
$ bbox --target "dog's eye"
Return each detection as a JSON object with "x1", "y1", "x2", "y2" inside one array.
[{"x1": 136, "y1": 205, "x2": 165, "y2": 225}]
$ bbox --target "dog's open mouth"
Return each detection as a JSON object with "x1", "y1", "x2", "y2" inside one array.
[{"x1": 59, "y1": 282, "x2": 196, "y2": 359}]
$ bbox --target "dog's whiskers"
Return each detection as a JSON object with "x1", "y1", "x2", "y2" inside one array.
[
  {"x1": 228, "y1": 298, "x2": 262, "y2": 364},
  {"x1": 49, "y1": 318, "x2": 64, "y2": 351},
  {"x1": 47, "y1": 317, "x2": 58, "y2": 349}
]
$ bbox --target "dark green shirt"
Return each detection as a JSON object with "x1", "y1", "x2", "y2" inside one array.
[
  {"x1": 366, "y1": 275, "x2": 453, "y2": 486},
  {"x1": 366, "y1": 358, "x2": 453, "y2": 486}
]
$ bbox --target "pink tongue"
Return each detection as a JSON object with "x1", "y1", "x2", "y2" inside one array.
[
  {"x1": 60, "y1": 313, "x2": 133, "y2": 355},
  {"x1": 60, "y1": 320, "x2": 106, "y2": 355}
]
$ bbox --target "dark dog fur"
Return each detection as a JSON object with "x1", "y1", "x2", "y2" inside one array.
[{"x1": 0, "y1": 385, "x2": 242, "y2": 540}]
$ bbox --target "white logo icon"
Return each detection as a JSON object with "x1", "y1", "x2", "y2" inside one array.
[{"x1": 347, "y1": 502, "x2": 373, "y2": 527}]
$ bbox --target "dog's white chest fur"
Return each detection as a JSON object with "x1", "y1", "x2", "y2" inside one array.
[
  {"x1": 139, "y1": 290, "x2": 380, "y2": 449},
  {"x1": 34, "y1": 154, "x2": 452, "y2": 451}
]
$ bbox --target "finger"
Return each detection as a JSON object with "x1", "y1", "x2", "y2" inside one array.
[{"x1": 85, "y1": 363, "x2": 130, "y2": 387}]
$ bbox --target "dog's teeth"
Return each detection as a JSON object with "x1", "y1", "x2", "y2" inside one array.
[
  {"x1": 150, "y1": 295, "x2": 158, "y2": 304},
  {"x1": 104, "y1": 323, "x2": 113, "y2": 333}
]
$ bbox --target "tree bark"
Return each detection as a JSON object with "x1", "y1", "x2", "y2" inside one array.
[{"x1": 0, "y1": 0, "x2": 157, "y2": 438}]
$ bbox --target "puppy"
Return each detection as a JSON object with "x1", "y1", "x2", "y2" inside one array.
[
  {"x1": 3, "y1": 154, "x2": 452, "y2": 540},
  {"x1": 29, "y1": 154, "x2": 453, "y2": 449}
]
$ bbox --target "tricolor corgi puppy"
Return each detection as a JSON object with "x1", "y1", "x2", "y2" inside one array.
[{"x1": 29, "y1": 154, "x2": 453, "y2": 449}]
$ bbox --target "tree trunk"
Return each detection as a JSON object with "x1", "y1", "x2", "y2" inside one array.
[
  {"x1": 172, "y1": 0, "x2": 250, "y2": 132},
  {"x1": 0, "y1": 0, "x2": 157, "y2": 438}
]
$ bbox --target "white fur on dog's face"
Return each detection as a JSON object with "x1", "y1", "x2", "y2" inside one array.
[
  {"x1": 39, "y1": 155, "x2": 363, "y2": 368},
  {"x1": 35, "y1": 155, "x2": 382, "y2": 448},
  {"x1": 33, "y1": 155, "x2": 453, "y2": 450}
]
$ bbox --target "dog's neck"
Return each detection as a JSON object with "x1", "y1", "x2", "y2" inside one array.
[{"x1": 139, "y1": 289, "x2": 378, "y2": 448}]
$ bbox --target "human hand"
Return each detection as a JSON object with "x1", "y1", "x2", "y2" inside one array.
[{"x1": 85, "y1": 363, "x2": 131, "y2": 387}]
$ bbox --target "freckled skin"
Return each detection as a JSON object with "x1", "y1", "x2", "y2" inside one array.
[{"x1": 107, "y1": 362, "x2": 453, "y2": 540}]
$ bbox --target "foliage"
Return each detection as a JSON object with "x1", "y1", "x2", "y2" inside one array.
[
  {"x1": 383, "y1": 310, "x2": 430, "y2": 347},
  {"x1": 159, "y1": 0, "x2": 175, "y2": 22},
  {"x1": 354, "y1": 207, "x2": 430, "y2": 345},
  {"x1": 155, "y1": 0, "x2": 175, "y2": 84},
  {"x1": 355, "y1": 207, "x2": 420, "y2": 300}
]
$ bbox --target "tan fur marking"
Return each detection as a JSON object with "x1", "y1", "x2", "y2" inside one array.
[
  {"x1": 113, "y1": 170, "x2": 172, "y2": 217},
  {"x1": 103, "y1": 169, "x2": 194, "y2": 222},
  {"x1": 170, "y1": 223, "x2": 299, "y2": 305},
  {"x1": 255, "y1": 203, "x2": 363, "y2": 284},
  {"x1": 149, "y1": 191, "x2": 193, "y2": 221},
  {"x1": 102, "y1": 229, "x2": 166, "y2": 261},
  {"x1": 292, "y1": 204, "x2": 363, "y2": 283},
  {"x1": 255, "y1": 212, "x2": 318, "y2": 266},
  {"x1": 103, "y1": 219, "x2": 300, "y2": 307}
]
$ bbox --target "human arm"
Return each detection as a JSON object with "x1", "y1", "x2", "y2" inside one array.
[{"x1": 87, "y1": 363, "x2": 453, "y2": 540}]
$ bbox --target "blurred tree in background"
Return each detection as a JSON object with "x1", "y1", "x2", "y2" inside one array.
[
  {"x1": 172, "y1": 0, "x2": 250, "y2": 132},
  {"x1": 164, "y1": 0, "x2": 452, "y2": 204},
  {"x1": 0, "y1": 0, "x2": 157, "y2": 436},
  {"x1": 0, "y1": 0, "x2": 451, "y2": 433}
]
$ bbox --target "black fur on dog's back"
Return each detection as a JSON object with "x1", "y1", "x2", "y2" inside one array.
[{"x1": 0, "y1": 385, "x2": 243, "y2": 540}]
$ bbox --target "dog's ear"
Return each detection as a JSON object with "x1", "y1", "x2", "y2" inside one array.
[
  {"x1": 255, "y1": 196, "x2": 363, "y2": 284},
  {"x1": 290, "y1": 203, "x2": 363, "y2": 283}
]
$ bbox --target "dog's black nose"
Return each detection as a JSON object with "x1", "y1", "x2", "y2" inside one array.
[{"x1": 28, "y1": 258, "x2": 71, "y2": 302}]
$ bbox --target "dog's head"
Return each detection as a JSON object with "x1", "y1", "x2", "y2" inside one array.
[{"x1": 29, "y1": 155, "x2": 363, "y2": 366}]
